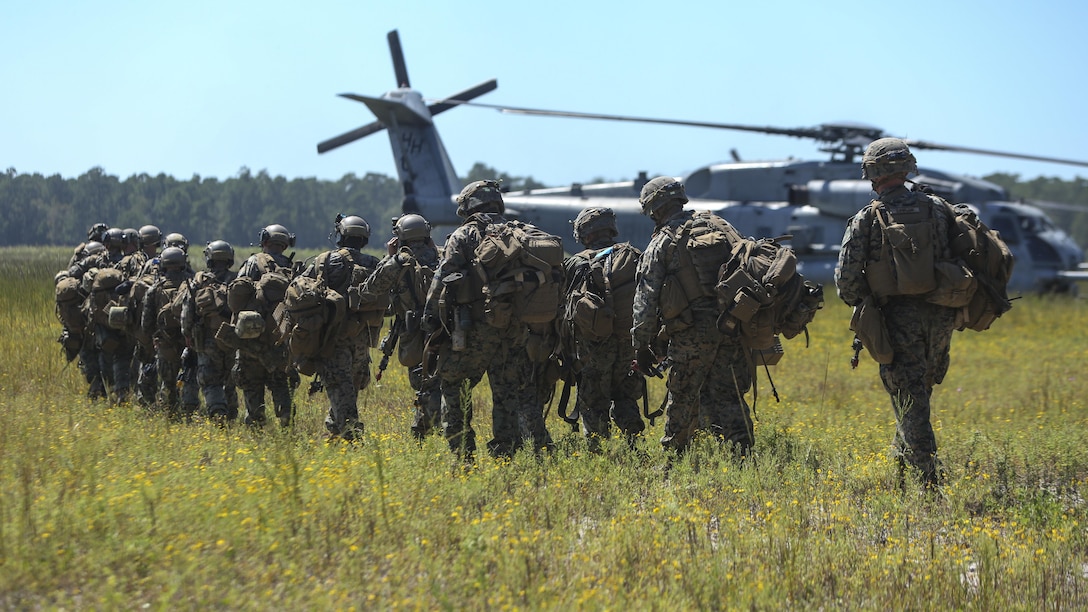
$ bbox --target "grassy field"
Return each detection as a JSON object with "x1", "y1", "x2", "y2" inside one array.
[{"x1": 2, "y1": 246, "x2": 1088, "y2": 609}]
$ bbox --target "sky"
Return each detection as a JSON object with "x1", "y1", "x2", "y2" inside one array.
[{"x1": 3, "y1": 0, "x2": 1087, "y2": 187}]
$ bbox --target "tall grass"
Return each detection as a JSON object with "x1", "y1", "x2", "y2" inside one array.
[{"x1": 2, "y1": 247, "x2": 1087, "y2": 609}]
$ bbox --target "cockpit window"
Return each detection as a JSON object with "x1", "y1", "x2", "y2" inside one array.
[{"x1": 988, "y1": 215, "x2": 1020, "y2": 245}]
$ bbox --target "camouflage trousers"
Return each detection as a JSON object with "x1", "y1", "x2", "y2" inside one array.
[
  {"x1": 661, "y1": 316, "x2": 752, "y2": 455},
  {"x1": 78, "y1": 339, "x2": 106, "y2": 400},
  {"x1": 408, "y1": 365, "x2": 442, "y2": 440},
  {"x1": 235, "y1": 348, "x2": 293, "y2": 427},
  {"x1": 318, "y1": 334, "x2": 371, "y2": 439},
  {"x1": 130, "y1": 342, "x2": 158, "y2": 408},
  {"x1": 575, "y1": 334, "x2": 645, "y2": 445},
  {"x1": 878, "y1": 298, "x2": 956, "y2": 484},
  {"x1": 197, "y1": 338, "x2": 239, "y2": 421},
  {"x1": 438, "y1": 325, "x2": 549, "y2": 459},
  {"x1": 94, "y1": 325, "x2": 132, "y2": 404},
  {"x1": 155, "y1": 337, "x2": 200, "y2": 418}
]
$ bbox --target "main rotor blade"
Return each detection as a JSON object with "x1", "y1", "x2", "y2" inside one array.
[
  {"x1": 481, "y1": 104, "x2": 834, "y2": 141},
  {"x1": 317, "y1": 121, "x2": 385, "y2": 154},
  {"x1": 904, "y1": 139, "x2": 1088, "y2": 168},
  {"x1": 426, "y1": 79, "x2": 498, "y2": 116},
  {"x1": 388, "y1": 30, "x2": 410, "y2": 88}
]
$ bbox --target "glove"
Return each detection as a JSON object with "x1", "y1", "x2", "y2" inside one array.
[{"x1": 635, "y1": 347, "x2": 657, "y2": 375}]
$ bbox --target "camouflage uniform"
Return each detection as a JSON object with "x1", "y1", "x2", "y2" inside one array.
[
  {"x1": 300, "y1": 246, "x2": 381, "y2": 439},
  {"x1": 836, "y1": 183, "x2": 957, "y2": 485},
  {"x1": 235, "y1": 250, "x2": 295, "y2": 427},
  {"x1": 180, "y1": 266, "x2": 240, "y2": 421},
  {"x1": 361, "y1": 239, "x2": 443, "y2": 440},
  {"x1": 65, "y1": 245, "x2": 106, "y2": 399},
  {"x1": 632, "y1": 205, "x2": 753, "y2": 456},
  {"x1": 82, "y1": 247, "x2": 133, "y2": 403},
  {"x1": 141, "y1": 257, "x2": 199, "y2": 418},
  {"x1": 423, "y1": 211, "x2": 550, "y2": 459},
  {"x1": 115, "y1": 248, "x2": 156, "y2": 406},
  {"x1": 563, "y1": 237, "x2": 645, "y2": 447}
]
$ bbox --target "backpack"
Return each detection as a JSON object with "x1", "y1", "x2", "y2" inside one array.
[
  {"x1": 659, "y1": 212, "x2": 744, "y2": 323},
  {"x1": 566, "y1": 242, "x2": 640, "y2": 341},
  {"x1": 85, "y1": 267, "x2": 125, "y2": 327},
  {"x1": 473, "y1": 220, "x2": 564, "y2": 326},
  {"x1": 276, "y1": 275, "x2": 347, "y2": 375},
  {"x1": 55, "y1": 274, "x2": 87, "y2": 334},
  {"x1": 944, "y1": 202, "x2": 1015, "y2": 331},
  {"x1": 715, "y1": 236, "x2": 824, "y2": 353},
  {"x1": 396, "y1": 257, "x2": 437, "y2": 367},
  {"x1": 863, "y1": 200, "x2": 940, "y2": 299},
  {"x1": 153, "y1": 278, "x2": 184, "y2": 333}
]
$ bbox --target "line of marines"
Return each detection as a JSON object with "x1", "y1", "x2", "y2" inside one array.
[{"x1": 52, "y1": 138, "x2": 964, "y2": 487}]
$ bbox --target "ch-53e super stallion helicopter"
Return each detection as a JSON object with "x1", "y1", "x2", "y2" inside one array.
[{"x1": 318, "y1": 30, "x2": 1088, "y2": 293}]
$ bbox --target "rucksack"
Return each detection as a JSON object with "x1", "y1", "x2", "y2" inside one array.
[
  {"x1": 276, "y1": 275, "x2": 347, "y2": 375},
  {"x1": 944, "y1": 202, "x2": 1015, "y2": 331},
  {"x1": 473, "y1": 220, "x2": 564, "y2": 326},
  {"x1": 55, "y1": 274, "x2": 87, "y2": 335},
  {"x1": 85, "y1": 267, "x2": 125, "y2": 327},
  {"x1": 863, "y1": 200, "x2": 941, "y2": 299},
  {"x1": 715, "y1": 235, "x2": 824, "y2": 353},
  {"x1": 566, "y1": 242, "x2": 640, "y2": 341},
  {"x1": 659, "y1": 212, "x2": 743, "y2": 322}
]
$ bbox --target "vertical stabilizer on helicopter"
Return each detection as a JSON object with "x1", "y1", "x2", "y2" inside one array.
[{"x1": 317, "y1": 30, "x2": 495, "y2": 227}]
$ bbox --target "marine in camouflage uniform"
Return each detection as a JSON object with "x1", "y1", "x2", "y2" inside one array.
[
  {"x1": 179, "y1": 240, "x2": 240, "y2": 422},
  {"x1": 84, "y1": 228, "x2": 133, "y2": 403},
  {"x1": 120, "y1": 225, "x2": 163, "y2": 408},
  {"x1": 64, "y1": 238, "x2": 107, "y2": 399},
  {"x1": 141, "y1": 247, "x2": 199, "y2": 418},
  {"x1": 563, "y1": 207, "x2": 645, "y2": 450},
  {"x1": 298, "y1": 215, "x2": 382, "y2": 441},
  {"x1": 631, "y1": 177, "x2": 753, "y2": 457},
  {"x1": 360, "y1": 213, "x2": 443, "y2": 441},
  {"x1": 233, "y1": 224, "x2": 296, "y2": 427},
  {"x1": 835, "y1": 138, "x2": 957, "y2": 488},
  {"x1": 422, "y1": 180, "x2": 550, "y2": 460}
]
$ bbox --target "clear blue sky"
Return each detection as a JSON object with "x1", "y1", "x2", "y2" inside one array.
[{"x1": 3, "y1": 0, "x2": 1086, "y2": 186}]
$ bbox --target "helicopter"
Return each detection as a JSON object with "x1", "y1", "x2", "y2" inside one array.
[{"x1": 318, "y1": 30, "x2": 1088, "y2": 293}]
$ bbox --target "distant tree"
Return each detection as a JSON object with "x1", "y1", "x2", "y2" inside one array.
[{"x1": 461, "y1": 162, "x2": 547, "y2": 192}]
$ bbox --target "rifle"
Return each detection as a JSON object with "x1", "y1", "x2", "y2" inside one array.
[
  {"x1": 308, "y1": 374, "x2": 325, "y2": 396},
  {"x1": 629, "y1": 357, "x2": 671, "y2": 425},
  {"x1": 375, "y1": 315, "x2": 404, "y2": 382},
  {"x1": 177, "y1": 346, "x2": 197, "y2": 390},
  {"x1": 850, "y1": 336, "x2": 863, "y2": 369}
]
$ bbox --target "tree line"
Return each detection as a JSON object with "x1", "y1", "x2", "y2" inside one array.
[{"x1": 1, "y1": 165, "x2": 1084, "y2": 249}]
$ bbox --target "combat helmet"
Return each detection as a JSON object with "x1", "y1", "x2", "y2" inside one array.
[
  {"x1": 393, "y1": 214, "x2": 432, "y2": 242},
  {"x1": 122, "y1": 228, "x2": 140, "y2": 250},
  {"x1": 103, "y1": 227, "x2": 125, "y2": 250},
  {"x1": 87, "y1": 223, "x2": 109, "y2": 243},
  {"x1": 203, "y1": 240, "x2": 235, "y2": 269},
  {"x1": 164, "y1": 232, "x2": 189, "y2": 252},
  {"x1": 259, "y1": 224, "x2": 295, "y2": 249},
  {"x1": 83, "y1": 241, "x2": 106, "y2": 257},
  {"x1": 334, "y1": 214, "x2": 370, "y2": 247},
  {"x1": 455, "y1": 179, "x2": 504, "y2": 218},
  {"x1": 572, "y1": 207, "x2": 618, "y2": 244},
  {"x1": 861, "y1": 137, "x2": 917, "y2": 180},
  {"x1": 638, "y1": 176, "x2": 687, "y2": 217},
  {"x1": 138, "y1": 225, "x2": 162, "y2": 248},
  {"x1": 160, "y1": 246, "x2": 187, "y2": 271}
]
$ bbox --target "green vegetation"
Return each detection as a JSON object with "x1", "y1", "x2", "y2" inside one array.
[
  {"x1": 2, "y1": 248, "x2": 1088, "y2": 608},
  {"x1": 3, "y1": 166, "x2": 1084, "y2": 250}
]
